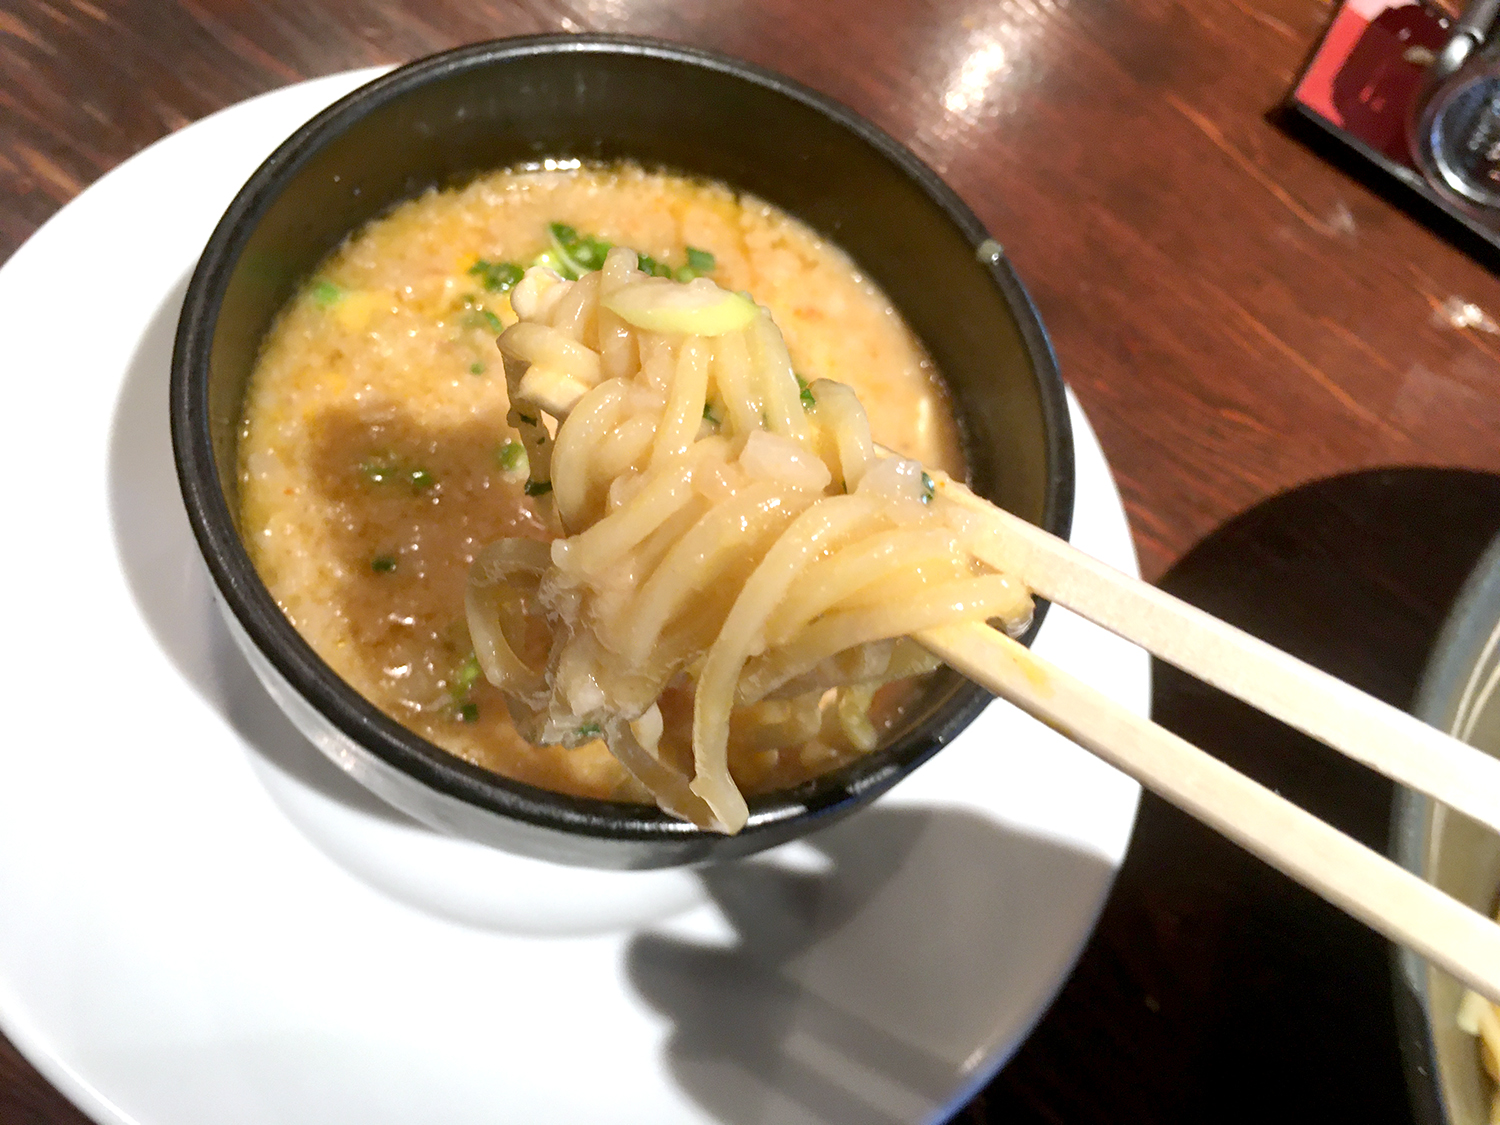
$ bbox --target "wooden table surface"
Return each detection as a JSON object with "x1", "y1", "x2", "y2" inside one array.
[{"x1": 7, "y1": 0, "x2": 1500, "y2": 1121}]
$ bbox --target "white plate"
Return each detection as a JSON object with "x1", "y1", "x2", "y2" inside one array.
[{"x1": 0, "y1": 70, "x2": 1144, "y2": 1125}]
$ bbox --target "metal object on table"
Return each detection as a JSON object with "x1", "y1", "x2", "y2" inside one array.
[{"x1": 1412, "y1": 0, "x2": 1500, "y2": 211}]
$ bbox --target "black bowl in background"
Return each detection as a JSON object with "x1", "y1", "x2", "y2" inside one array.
[
  {"x1": 170, "y1": 35, "x2": 1074, "y2": 869},
  {"x1": 1394, "y1": 529, "x2": 1500, "y2": 1125}
]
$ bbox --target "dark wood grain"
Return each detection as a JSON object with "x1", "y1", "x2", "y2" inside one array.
[{"x1": 5, "y1": 0, "x2": 1500, "y2": 1121}]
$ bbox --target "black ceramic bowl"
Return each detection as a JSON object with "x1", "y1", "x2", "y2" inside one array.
[
  {"x1": 1394, "y1": 530, "x2": 1500, "y2": 1125},
  {"x1": 170, "y1": 35, "x2": 1074, "y2": 869}
]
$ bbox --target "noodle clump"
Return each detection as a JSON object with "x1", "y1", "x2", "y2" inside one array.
[{"x1": 466, "y1": 247, "x2": 1033, "y2": 832}]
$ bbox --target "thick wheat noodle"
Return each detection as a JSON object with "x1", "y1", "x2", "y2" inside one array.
[
  {"x1": 622, "y1": 483, "x2": 812, "y2": 666},
  {"x1": 498, "y1": 321, "x2": 602, "y2": 383},
  {"x1": 596, "y1": 261, "x2": 637, "y2": 379},
  {"x1": 711, "y1": 331, "x2": 763, "y2": 433},
  {"x1": 470, "y1": 247, "x2": 1033, "y2": 833},
  {"x1": 466, "y1": 538, "x2": 553, "y2": 695},
  {"x1": 736, "y1": 575, "x2": 1030, "y2": 705},
  {"x1": 749, "y1": 315, "x2": 809, "y2": 439},
  {"x1": 651, "y1": 337, "x2": 711, "y2": 468},
  {"x1": 640, "y1": 335, "x2": 676, "y2": 394},
  {"x1": 626, "y1": 493, "x2": 711, "y2": 584},
  {"x1": 551, "y1": 378, "x2": 628, "y2": 529},
  {"x1": 764, "y1": 527, "x2": 964, "y2": 645},
  {"x1": 689, "y1": 495, "x2": 887, "y2": 819},
  {"x1": 553, "y1": 441, "x2": 712, "y2": 576},
  {"x1": 593, "y1": 415, "x2": 657, "y2": 490},
  {"x1": 588, "y1": 501, "x2": 722, "y2": 673},
  {"x1": 809, "y1": 378, "x2": 877, "y2": 487},
  {"x1": 548, "y1": 269, "x2": 600, "y2": 340}
]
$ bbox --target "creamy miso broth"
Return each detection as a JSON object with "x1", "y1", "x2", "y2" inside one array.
[{"x1": 239, "y1": 163, "x2": 966, "y2": 802}]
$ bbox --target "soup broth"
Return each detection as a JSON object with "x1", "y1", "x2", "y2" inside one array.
[{"x1": 239, "y1": 164, "x2": 965, "y2": 802}]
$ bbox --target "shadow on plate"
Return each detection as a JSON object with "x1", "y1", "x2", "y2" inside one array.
[
  {"x1": 105, "y1": 272, "x2": 410, "y2": 827},
  {"x1": 628, "y1": 806, "x2": 1114, "y2": 1125},
  {"x1": 979, "y1": 467, "x2": 1500, "y2": 1124}
]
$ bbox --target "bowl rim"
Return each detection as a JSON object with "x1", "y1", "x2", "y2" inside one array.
[
  {"x1": 1391, "y1": 528, "x2": 1500, "y2": 1125},
  {"x1": 169, "y1": 32, "x2": 1075, "y2": 848}
]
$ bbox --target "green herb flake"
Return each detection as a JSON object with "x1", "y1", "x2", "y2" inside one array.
[
  {"x1": 921, "y1": 471, "x2": 936, "y2": 504},
  {"x1": 469, "y1": 361, "x2": 486, "y2": 375},
  {"x1": 468, "y1": 259, "x2": 524, "y2": 293},
  {"x1": 516, "y1": 413, "x2": 539, "y2": 426},
  {"x1": 497, "y1": 440, "x2": 525, "y2": 472},
  {"x1": 359, "y1": 457, "x2": 435, "y2": 493},
  {"x1": 577, "y1": 721, "x2": 602, "y2": 739},
  {"x1": 529, "y1": 248, "x2": 568, "y2": 278},
  {"x1": 571, "y1": 236, "x2": 612, "y2": 272},
  {"x1": 458, "y1": 702, "x2": 479, "y2": 723},
  {"x1": 524, "y1": 479, "x2": 553, "y2": 497},
  {"x1": 637, "y1": 253, "x2": 660, "y2": 276},
  {"x1": 371, "y1": 555, "x2": 397, "y2": 573},
  {"x1": 685, "y1": 246, "x2": 716, "y2": 274},
  {"x1": 454, "y1": 654, "x2": 482, "y2": 695},
  {"x1": 463, "y1": 307, "x2": 504, "y2": 334},
  {"x1": 310, "y1": 279, "x2": 343, "y2": 307},
  {"x1": 542, "y1": 223, "x2": 590, "y2": 280},
  {"x1": 795, "y1": 374, "x2": 816, "y2": 411},
  {"x1": 360, "y1": 460, "x2": 395, "y2": 485},
  {"x1": 702, "y1": 402, "x2": 720, "y2": 425}
]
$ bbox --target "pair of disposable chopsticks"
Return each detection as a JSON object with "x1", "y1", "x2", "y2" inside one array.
[{"x1": 918, "y1": 478, "x2": 1500, "y2": 1003}]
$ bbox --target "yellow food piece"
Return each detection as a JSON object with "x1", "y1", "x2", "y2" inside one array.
[
  {"x1": 331, "y1": 289, "x2": 387, "y2": 332},
  {"x1": 603, "y1": 278, "x2": 758, "y2": 335}
]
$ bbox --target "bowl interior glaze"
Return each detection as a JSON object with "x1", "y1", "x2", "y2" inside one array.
[{"x1": 172, "y1": 35, "x2": 1074, "y2": 868}]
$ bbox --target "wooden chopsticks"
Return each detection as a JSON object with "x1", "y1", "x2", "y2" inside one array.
[{"x1": 918, "y1": 477, "x2": 1500, "y2": 1003}]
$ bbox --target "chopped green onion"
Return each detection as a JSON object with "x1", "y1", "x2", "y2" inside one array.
[
  {"x1": 468, "y1": 259, "x2": 524, "y2": 293},
  {"x1": 795, "y1": 374, "x2": 816, "y2": 410},
  {"x1": 469, "y1": 361, "x2": 486, "y2": 375},
  {"x1": 577, "y1": 721, "x2": 602, "y2": 738},
  {"x1": 921, "y1": 471, "x2": 935, "y2": 504},
  {"x1": 371, "y1": 555, "x2": 397, "y2": 573},
  {"x1": 360, "y1": 460, "x2": 394, "y2": 485},
  {"x1": 463, "y1": 308, "x2": 504, "y2": 333},
  {"x1": 359, "y1": 458, "x2": 435, "y2": 493},
  {"x1": 497, "y1": 440, "x2": 526, "y2": 472},
  {"x1": 570, "y1": 236, "x2": 612, "y2": 272},
  {"x1": 310, "y1": 279, "x2": 343, "y2": 307},
  {"x1": 544, "y1": 223, "x2": 589, "y2": 279},
  {"x1": 524, "y1": 479, "x2": 553, "y2": 497},
  {"x1": 516, "y1": 413, "x2": 538, "y2": 426},
  {"x1": 530, "y1": 248, "x2": 566, "y2": 276},
  {"x1": 458, "y1": 702, "x2": 479, "y2": 723},
  {"x1": 527, "y1": 222, "x2": 730, "y2": 286},
  {"x1": 635, "y1": 253, "x2": 673, "y2": 278},
  {"x1": 703, "y1": 402, "x2": 720, "y2": 425},
  {"x1": 454, "y1": 653, "x2": 482, "y2": 695},
  {"x1": 685, "y1": 246, "x2": 716, "y2": 274}
]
